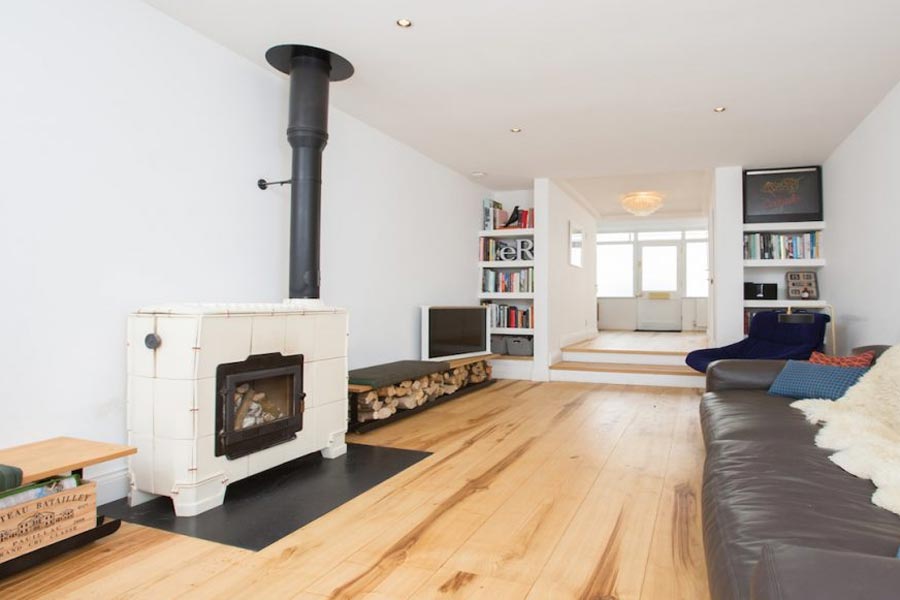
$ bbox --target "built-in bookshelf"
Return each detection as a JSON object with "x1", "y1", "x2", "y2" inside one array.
[
  {"x1": 741, "y1": 221, "x2": 828, "y2": 323},
  {"x1": 480, "y1": 199, "x2": 536, "y2": 360}
]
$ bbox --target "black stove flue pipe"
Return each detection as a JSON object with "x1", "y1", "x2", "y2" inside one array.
[{"x1": 265, "y1": 45, "x2": 354, "y2": 299}]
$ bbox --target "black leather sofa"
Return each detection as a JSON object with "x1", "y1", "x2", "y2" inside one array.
[{"x1": 700, "y1": 347, "x2": 900, "y2": 600}]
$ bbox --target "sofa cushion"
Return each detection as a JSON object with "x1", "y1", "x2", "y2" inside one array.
[
  {"x1": 700, "y1": 390, "x2": 816, "y2": 447},
  {"x1": 703, "y1": 439, "x2": 900, "y2": 600},
  {"x1": 751, "y1": 543, "x2": 900, "y2": 600},
  {"x1": 768, "y1": 360, "x2": 869, "y2": 400},
  {"x1": 809, "y1": 349, "x2": 876, "y2": 367}
]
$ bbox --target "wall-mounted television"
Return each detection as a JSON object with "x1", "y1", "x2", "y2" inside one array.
[{"x1": 421, "y1": 306, "x2": 490, "y2": 361}]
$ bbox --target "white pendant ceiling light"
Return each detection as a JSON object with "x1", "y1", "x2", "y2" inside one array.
[{"x1": 620, "y1": 191, "x2": 664, "y2": 216}]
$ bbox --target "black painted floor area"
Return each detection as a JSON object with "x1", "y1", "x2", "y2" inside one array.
[{"x1": 100, "y1": 443, "x2": 430, "y2": 551}]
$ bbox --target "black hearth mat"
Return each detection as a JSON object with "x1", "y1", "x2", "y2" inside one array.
[{"x1": 99, "y1": 443, "x2": 430, "y2": 551}]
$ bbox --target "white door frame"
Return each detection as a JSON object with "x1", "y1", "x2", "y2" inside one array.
[{"x1": 636, "y1": 240, "x2": 683, "y2": 331}]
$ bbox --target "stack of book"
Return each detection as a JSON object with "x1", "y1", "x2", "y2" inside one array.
[
  {"x1": 482, "y1": 269, "x2": 534, "y2": 293},
  {"x1": 482, "y1": 198, "x2": 534, "y2": 230},
  {"x1": 744, "y1": 232, "x2": 821, "y2": 260},
  {"x1": 487, "y1": 304, "x2": 532, "y2": 329}
]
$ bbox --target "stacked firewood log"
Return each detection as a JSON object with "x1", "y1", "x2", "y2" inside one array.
[{"x1": 355, "y1": 360, "x2": 492, "y2": 423}]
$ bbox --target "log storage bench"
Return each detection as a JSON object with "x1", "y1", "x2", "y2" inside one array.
[
  {"x1": 0, "y1": 437, "x2": 135, "y2": 579},
  {"x1": 348, "y1": 355, "x2": 497, "y2": 433}
]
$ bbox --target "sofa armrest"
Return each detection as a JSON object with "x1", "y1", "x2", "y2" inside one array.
[
  {"x1": 853, "y1": 345, "x2": 891, "y2": 363},
  {"x1": 752, "y1": 543, "x2": 900, "y2": 600},
  {"x1": 705, "y1": 359, "x2": 786, "y2": 392}
]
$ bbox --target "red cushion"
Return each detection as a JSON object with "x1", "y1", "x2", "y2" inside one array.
[{"x1": 809, "y1": 350, "x2": 875, "y2": 367}]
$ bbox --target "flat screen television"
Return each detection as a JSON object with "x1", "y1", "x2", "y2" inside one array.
[{"x1": 421, "y1": 306, "x2": 490, "y2": 361}]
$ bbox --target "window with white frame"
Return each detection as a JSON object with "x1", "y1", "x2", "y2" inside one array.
[{"x1": 596, "y1": 229, "x2": 708, "y2": 298}]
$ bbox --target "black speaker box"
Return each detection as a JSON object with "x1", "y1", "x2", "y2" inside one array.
[{"x1": 744, "y1": 282, "x2": 777, "y2": 300}]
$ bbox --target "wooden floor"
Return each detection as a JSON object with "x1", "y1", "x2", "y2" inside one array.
[
  {"x1": 569, "y1": 331, "x2": 709, "y2": 354},
  {"x1": 0, "y1": 381, "x2": 709, "y2": 599}
]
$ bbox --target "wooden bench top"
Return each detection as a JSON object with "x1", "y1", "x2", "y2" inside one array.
[{"x1": 0, "y1": 436, "x2": 136, "y2": 485}]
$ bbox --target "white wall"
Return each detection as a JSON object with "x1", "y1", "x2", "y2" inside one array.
[
  {"x1": 821, "y1": 79, "x2": 900, "y2": 352},
  {"x1": 710, "y1": 166, "x2": 745, "y2": 345},
  {"x1": 322, "y1": 112, "x2": 485, "y2": 368},
  {"x1": 538, "y1": 179, "x2": 598, "y2": 370},
  {"x1": 596, "y1": 298, "x2": 707, "y2": 331},
  {"x1": 493, "y1": 189, "x2": 534, "y2": 210},
  {"x1": 0, "y1": 1, "x2": 485, "y2": 498},
  {"x1": 597, "y1": 299, "x2": 638, "y2": 330}
]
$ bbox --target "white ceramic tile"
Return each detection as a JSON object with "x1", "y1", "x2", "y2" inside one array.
[
  {"x1": 284, "y1": 314, "x2": 316, "y2": 359},
  {"x1": 153, "y1": 438, "x2": 193, "y2": 495},
  {"x1": 309, "y1": 357, "x2": 347, "y2": 408},
  {"x1": 251, "y1": 315, "x2": 287, "y2": 355},
  {"x1": 311, "y1": 401, "x2": 348, "y2": 450},
  {"x1": 128, "y1": 433, "x2": 155, "y2": 493},
  {"x1": 195, "y1": 434, "x2": 248, "y2": 484},
  {"x1": 196, "y1": 315, "x2": 252, "y2": 379},
  {"x1": 153, "y1": 378, "x2": 195, "y2": 440},
  {"x1": 314, "y1": 313, "x2": 348, "y2": 360},
  {"x1": 195, "y1": 377, "x2": 216, "y2": 438},
  {"x1": 154, "y1": 317, "x2": 200, "y2": 380},
  {"x1": 127, "y1": 315, "x2": 157, "y2": 378},
  {"x1": 247, "y1": 420, "x2": 318, "y2": 476},
  {"x1": 127, "y1": 376, "x2": 154, "y2": 436}
]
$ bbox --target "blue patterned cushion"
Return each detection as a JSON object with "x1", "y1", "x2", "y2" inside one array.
[{"x1": 769, "y1": 360, "x2": 868, "y2": 400}]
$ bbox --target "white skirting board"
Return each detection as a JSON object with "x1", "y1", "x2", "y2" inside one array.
[{"x1": 86, "y1": 463, "x2": 130, "y2": 505}]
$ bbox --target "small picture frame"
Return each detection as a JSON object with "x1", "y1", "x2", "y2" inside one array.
[
  {"x1": 569, "y1": 221, "x2": 583, "y2": 267},
  {"x1": 786, "y1": 271, "x2": 819, "y2": 300},
  {"x1": 744, "y1": 166, "x2": 823, "y2": 224}
]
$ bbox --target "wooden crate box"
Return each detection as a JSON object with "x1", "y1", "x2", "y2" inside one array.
[{"x1": 0, "y1": 481, "x2": 96, "y2": 564}]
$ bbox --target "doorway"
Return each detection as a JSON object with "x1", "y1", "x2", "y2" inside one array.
[{"x1": 596, "y1": 229, "x2": 709, "y2": 333}]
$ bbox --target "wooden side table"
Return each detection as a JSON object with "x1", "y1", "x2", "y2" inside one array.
[{"x1": 0, "y1": 437, "x2": 136, "y2": 579}]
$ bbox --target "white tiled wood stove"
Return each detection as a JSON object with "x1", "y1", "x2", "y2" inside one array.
[
  {"x1": 124, "y1": 44, "x2": 357, "y2": 516},
  {"x1": 126, "y1": 302, "x2": 348, "y2": 516}
]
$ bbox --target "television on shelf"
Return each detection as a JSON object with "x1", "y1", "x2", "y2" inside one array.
[{"x1": 421, "y1": 306, "x2": 490, "y2": 361}]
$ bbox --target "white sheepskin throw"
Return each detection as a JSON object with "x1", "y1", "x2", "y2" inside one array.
[{"x1": 792, "y1": 345, "x2": 900, "y2": 516}]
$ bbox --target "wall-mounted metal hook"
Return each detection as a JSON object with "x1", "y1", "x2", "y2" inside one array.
[{"x1": 257, "y1": 178, "x2": 292, "y2": 190}]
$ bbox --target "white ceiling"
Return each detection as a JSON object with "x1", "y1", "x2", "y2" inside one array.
[
  {"x1": 145, "y1": 0, "x2": 900, "y2": 190},
  {"x1": 561, "y1": 170, "x2": 711, "y2": 218}
]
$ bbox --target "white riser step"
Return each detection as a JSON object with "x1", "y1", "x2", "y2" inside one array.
[
  {"x1": 561, "y1": 350, "x2": 688, "y2": 366},
  {"x1": 491, "y1": 358, "x2": 534, "y2": 380},
  {"x1": 550, "y1": 367, "x2": 704, "y2": 388}
]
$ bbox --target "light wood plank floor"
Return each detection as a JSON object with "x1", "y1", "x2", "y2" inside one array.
[
  {"x1": 0, "y1": 381, "x2": 709, "y2": 599},
  {"x1": 568, "y1": 331, "x2": 709, "y2": 354}
]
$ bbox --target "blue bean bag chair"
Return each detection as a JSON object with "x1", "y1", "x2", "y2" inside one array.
[{"x1": 686, "y1": 311, "x2": 830, "y2": 373}]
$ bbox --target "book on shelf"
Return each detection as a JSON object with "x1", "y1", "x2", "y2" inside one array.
[
  {"x1": 481, "y1": 198, "x2": 534, "y2": 230},
  {"x1": 743, "y1": 232, "x2": 821, "y2": 260},
  {"x1": 484, "y1": 303, "x2": 533, "y2": 330},
  {"x1": 481, "y1": 269, "x2": 534, "y2": 293}
]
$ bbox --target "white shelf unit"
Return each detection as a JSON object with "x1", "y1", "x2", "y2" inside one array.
[
  {"x1": 743, "y1": 221, "x2": 826, "y2": 233},
  {"x1": 479, "y1": 228, "x2": 534, "y2": 238},
  {"x1": 743, "y1": 299, "x2": 828, "y2": 309},
  {"x1": 744, "y1": 258, "x2": 826, "y2": 268},
  {"x1": 490, "y1": 327, "x2": 535, "y2": 335},
  {"x1": 478, "y1": 260, "x2": 535, "y2": 268},
  {"x1": 742, "y1": 220, "x2": 828, "y2": 332},
  {"x1": 479, "y1": 292, "x2": 535, "y2": 300},
  {"x1": 479, "y1": 218, "x2": 536, "y2": 371}
]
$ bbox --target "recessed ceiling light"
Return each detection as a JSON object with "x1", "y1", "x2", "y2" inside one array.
[
  {"x1": 471, "y1": 171, "x2": 486, "y2": 177},
  {"x1": 510, "y1": 127, "x2": 523, "y2": 133},
  {"x1": 713, "y1": 106, "x2": 727, "y2": 113},
  {"x1": 396, "y1": 19, "x2": 412, "y2": 28}
]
